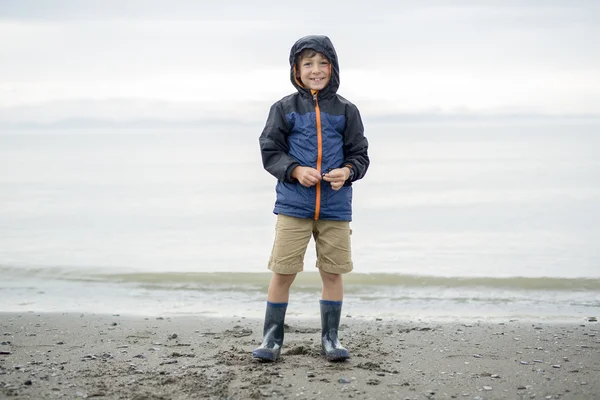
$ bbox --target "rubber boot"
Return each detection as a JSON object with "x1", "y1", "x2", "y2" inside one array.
[
  {"x1": 320, "y1": 300, "x2": 350, "y2": 361},
  {"x1": 252, "y1": 302, "x2": 287, "y2": 361}
]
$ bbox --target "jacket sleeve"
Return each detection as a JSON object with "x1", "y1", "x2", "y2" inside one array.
[
  {"x1": 259, "y1": 102, "x2": 300, "y2": 183},
  {"x1": 342, "y1": 104, "x2": 370, "y2": 183}
]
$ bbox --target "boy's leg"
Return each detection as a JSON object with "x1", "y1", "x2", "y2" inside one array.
[
  {"x1": 319, "y1": 269, "x2": 343, "y2": 301},
  {"x1": 252, "y1": 301, "x2": 288, "y2": 361},
  {"x1": 268, "y1": 214, "x2": 313, "y2": 275},
  {"x1": 314, "y1": 220, "x2": 352, "y2": 361},
  {"x1": 313, "y1": 220, "x2": 352, "y2": 276},
  {"x1": 319, "y1": 299, "x2": 349, "y2": 361},
  {"x1": 268, "y1": 272, "x2": 297, "y2": 303},
  {"x1": 253, "y1": 215, "x2": 312, "y2": 361}
]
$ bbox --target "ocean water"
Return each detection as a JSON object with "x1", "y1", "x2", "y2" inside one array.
[{"x1": 1, "y1": 120, "x2": 599, "y2": 322}]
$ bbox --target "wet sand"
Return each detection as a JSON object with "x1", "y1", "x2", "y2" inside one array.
[{"x1": 0, "y1": 312, "x2": 598, "y2": 399}]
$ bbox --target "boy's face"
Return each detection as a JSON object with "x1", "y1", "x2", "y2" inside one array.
[{"x1": 297, "y1": 52, "x2": 331, "y2": 91}]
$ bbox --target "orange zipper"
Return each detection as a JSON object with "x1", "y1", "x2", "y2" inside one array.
[{"x1": 313, "y1": 90, "x2": 322, "y2": 220}]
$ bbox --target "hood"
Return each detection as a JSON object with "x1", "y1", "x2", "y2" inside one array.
[{"x1": 289, "y1": 35, "x2": 340, "y2": 98}]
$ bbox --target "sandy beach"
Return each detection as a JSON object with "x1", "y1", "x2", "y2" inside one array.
[{"x1": 0, "y1": 313, "x2": 598, "y2": 399}]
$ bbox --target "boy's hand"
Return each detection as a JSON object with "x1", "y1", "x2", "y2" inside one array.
[
  {"x1": 291, "y1": 166, "x2": 322, "y2": 187},
  {"x1": 323, "y1": 167, "x2": 350, "y2": 191}
]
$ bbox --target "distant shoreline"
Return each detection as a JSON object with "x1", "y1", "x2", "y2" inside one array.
[{"x1": 2, "y1": 113, "x2": 600, "y2": 131}]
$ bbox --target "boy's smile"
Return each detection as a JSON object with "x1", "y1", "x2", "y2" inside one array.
[{"x1": 298, "y1": 52, "x2": 331, "y2": 91}]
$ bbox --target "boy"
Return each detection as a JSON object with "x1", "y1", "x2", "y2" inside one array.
[{"x1": 254, "y1": 35, "x2": 369, "y2": 362}]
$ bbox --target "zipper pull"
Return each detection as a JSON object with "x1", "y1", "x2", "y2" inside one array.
[{"x1": 312, "y1": 90, "x2": 318, "y2": 102}]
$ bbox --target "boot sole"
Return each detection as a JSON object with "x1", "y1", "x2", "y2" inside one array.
[
  {"x1": 321, "y1": 349, "x2": 350, "y2": 362},
  {"x1": 252, "y1": 349, "x2": 280, "y2": 362}
]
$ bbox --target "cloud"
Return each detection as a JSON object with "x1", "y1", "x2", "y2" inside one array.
[
  {"x1": 1, "y1": 1, "x2": 599, "y2": 123},
  {"x1": 1, "y1": 1, "x2": 598, "y2": 21}
]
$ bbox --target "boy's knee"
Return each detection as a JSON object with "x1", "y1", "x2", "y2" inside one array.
[
  {"x1": 319, "y1": 269, "x2": 342, "y2": 283},
  {"x1": 317, "y1": 260, "x2": 353, "y2": 275},
  {"x1": 273, "y1": 272, "x2": 297, "y2": 286}
]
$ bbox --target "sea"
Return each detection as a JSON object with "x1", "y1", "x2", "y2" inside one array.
[{"x1": 1, "y1": 118, "x2": 599, "y2": 322}]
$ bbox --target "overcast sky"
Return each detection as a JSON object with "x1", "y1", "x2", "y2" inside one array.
[{"x1": 1, "y1": 0, "x2": 599, "y2": 124}]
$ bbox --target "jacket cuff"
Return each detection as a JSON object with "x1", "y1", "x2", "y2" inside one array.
[
  {"x1": 284, "y1": 162, "x2": 300, "y2": 182},
  {"x1": 343, "y1": 163, "x2": 355, "y2": 182}
]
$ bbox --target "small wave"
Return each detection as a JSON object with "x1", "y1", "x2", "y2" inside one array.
[{"x1": 2, "y1": 265, "x2": 599, "y2": 292}]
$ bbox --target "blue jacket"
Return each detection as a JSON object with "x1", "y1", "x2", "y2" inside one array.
[{"x1": 259, "y1": 35, "x2": 370, "y2": 221}]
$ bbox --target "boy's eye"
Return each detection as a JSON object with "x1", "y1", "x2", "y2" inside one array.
[{"x1": 320, "y1": 61, "x2": 329, "y2": 65}]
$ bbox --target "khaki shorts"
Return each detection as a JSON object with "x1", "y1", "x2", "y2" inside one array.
[{"x1": 268, "y1": 214, "x2": 353, "y2": 275}]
